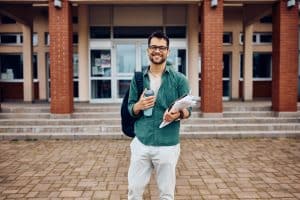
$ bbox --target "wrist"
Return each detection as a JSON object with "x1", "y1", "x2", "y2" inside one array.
[{"x1": 133, "y1": 102, "x2": 142, "y2": 115}]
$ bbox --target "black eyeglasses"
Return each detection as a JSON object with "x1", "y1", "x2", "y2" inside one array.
[{"x1": 148, "y1": 45, "x2": 169, "y2": 52}]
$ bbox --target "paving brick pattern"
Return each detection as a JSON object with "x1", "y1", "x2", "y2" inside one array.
[{"x1": 0, "y1": 138, "x2": 299, "y2": 199}]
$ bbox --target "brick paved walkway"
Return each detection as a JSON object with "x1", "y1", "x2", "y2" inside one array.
[{"x1": 0, "y1": 138, "x2": 300, "y2": 200}]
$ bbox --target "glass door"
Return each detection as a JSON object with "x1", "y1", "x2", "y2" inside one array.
[
  {"x1": 115, "y1": 40, "x2": 147, "y2": 99},
  {"x1": 223, "y1": 53, "x2": 231, "y2": 100},
  {"x1": 168, "y1": 40, "x2": 187, "y2": 75},
  {"x1": 90, "y1": 49, "x2": 112, "y2": 100},
  {"x1": 168, "y1": 48, "x2": 186, "y2": 75},
  {"x1": 116, "y1": 43, "x2": 137, "y2": 98}
]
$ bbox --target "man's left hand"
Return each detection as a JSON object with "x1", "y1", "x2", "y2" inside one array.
[{"x1": 163, "y1": 110, "x2": 180, "y2": 122}]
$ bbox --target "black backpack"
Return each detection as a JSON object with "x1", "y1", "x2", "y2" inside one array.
[{"x1": 121, "y1": 72, "x2": 144, "y2": 138}]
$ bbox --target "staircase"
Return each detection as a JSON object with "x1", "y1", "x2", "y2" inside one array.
[{"x1": 0, "y1": 102, "x2": 299, "y2": 140}]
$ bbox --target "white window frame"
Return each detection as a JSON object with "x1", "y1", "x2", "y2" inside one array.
[
  {"x1": 0, "y1": 33, "x2": 22, "y2": 45},
  {"x1": 239, "y1": 32, "x2": 272, "y2": 45},
  {"x1": 223, "y1": 32, "x2": 232, "y2": 45},
  {"x1": 254, "y1": 32, "x2": 272, "y2": 44},
  {"x1": 89, "y1": 39, "x2": 113, "y2": 103}
]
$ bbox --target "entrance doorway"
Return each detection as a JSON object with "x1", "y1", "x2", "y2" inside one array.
[{"x1": 90, "y1": 39, "x2": 187, "y2": 102}]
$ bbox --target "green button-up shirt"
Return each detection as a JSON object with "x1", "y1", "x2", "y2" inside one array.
[{"x1": 128, "y1": 65, "x2": 191, "y2": 146}]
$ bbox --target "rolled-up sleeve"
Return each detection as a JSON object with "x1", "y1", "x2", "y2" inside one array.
[
  {"x1": 178, "y1": 74, "x2": 192, "y2": 117},
  {"x1": 128, "y1": 76, "x2": 142, "y2": 118}
]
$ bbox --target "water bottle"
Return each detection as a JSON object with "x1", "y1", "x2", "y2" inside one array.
[{"x1": 144, "y1": 89, "x2": 155, "y2": 117}]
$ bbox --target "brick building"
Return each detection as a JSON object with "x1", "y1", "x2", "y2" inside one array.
[{"x1": 0, "y1": 0, "x2": 299, "y2": 115}]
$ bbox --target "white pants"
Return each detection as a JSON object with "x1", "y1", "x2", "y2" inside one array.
[{"x1": 128, "y1": 137, "x2": 180, "y2": 200}]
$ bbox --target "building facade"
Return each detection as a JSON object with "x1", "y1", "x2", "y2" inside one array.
[{"x1": 0, "y1": 0, "x2": 299, "y2": 115}]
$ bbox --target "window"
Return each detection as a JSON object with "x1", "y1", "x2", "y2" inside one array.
[
  {"x1": 0, "y1": 54, "x2": 38, "y2": 80},
  {"x1": 254, "y1": 32, "x2": 272, "y2": 44},
  {"x1": 0, "y1": 54, "x2": 23, "y2": 79},
  {"x1": 0, "y1": 33, "x2": 38, "y2": 45},
  {"x1": 0, "y1": 34, "x2": 18, "y2": 44},
  {"x1": 20, "y1": 33, "x2": 38, "y2": 46},
  {"x1": 167, "y1": 49, "x2": 186, "y2": 75},
  {"x1": 90, "y1": 50, "x2": 111, "y2": 77},
  {"x1": 240, "y1": 54, "x2": 243, "y2": 78},
  {"x1": 33, "y1": 55, "x2": 38, "y2": 79},
  {"x1": 252, "y1": 34, "x2": 257, "y2": 43},
  {"x1": 1, "y1": 16, "x2": 16, "y2": 24},
  {"x1": 253, "y1": 53, "x2": 272, "y2": 78},
  {"x1": 45, "y1": 32, "x2": 50, "y2": 45},
  {"x1": 91, "y1": 80, "x2": 111, "y2": 98},
  {"x1": 90, "y1": 27, "x2": 111, "y2": 39},
  {"x1": 240, "y1": 53, "x2": 272, "y2": 79},
  {"x1": 73, "y1": 33, "x2": 78, "y2": 44},
  {"x1": 73, "y1": 54, "x2": 79, "y2": 79},
  {"x1": 239, "y1": 33, "x2": 244, "y2": 44},
  {"x1": 223, "y1": 32, "x2": 232, "y2": 44},
  {"x1": 223, "y1": 54, "x2": 230, "y2": 78},
  {"x1": 33, "y1": 34, "x2": 38, "y2": 46},
  {"x1": 223, "y1": 54, "x2": 231, "y2": 97},
  {"x1": 0, "y1": 34, "x2": 22, "y2": 44},
  {"x1": 240, "y1": 32, "x2": 272, "y2": 44},
  {"x1": 259, "y1": 33, "x2": 272, "y2": 43},
  {"x1": 113, "y1": 27, "x2": 163, "y2": 38},
  {"x1": 73, "y1": 53, "x2": 79, "y2": 98}
]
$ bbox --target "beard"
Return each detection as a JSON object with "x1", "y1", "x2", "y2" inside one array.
[{"x1": 149, "y1": 53, "x2": 167, "y2": 65}]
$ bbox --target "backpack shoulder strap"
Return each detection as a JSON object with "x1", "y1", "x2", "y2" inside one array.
[{"x1": 134, "y1": 72, "x2": 144, "y2": 96}]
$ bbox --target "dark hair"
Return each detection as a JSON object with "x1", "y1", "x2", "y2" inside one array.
[{"x1": 148, "y1": 31, "x2": 169, "y2": 47}]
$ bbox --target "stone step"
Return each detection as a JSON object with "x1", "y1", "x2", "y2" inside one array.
[
  {"x1": 180, "y1": 130, "x2": 300, "y2": 138},
  {"x1": 1, "y1": 102, "x2": 299, "y2": 113},
  {"x1": 0, "y1": 117, "x2": 299, "y2": 126},
  {"x1": 0, "y1": 103, "x2": 275, "y2": 113},
  {"x1": 0, "y1": 113, "x2": 53, "y2": 119},
  {"x1": 0, "y1": 112, "x2": 121, "y2": 119},
  {"x1": 182, "y1": 117, "x2": 300, "y2": 124},
  {"x1": 1, "y1": 130, "x2": 300, "y2": 140},
  {"x1": 191, "y1": 111, "x2": 276, "y2": 118},
  {"x1": 0, "y1": 105, "x2": 121, "y2": 113},
  {"x1": 181, "y1": 123, "x2": 300, "y2": 132},
  {"x1": 0, "y1": 132, "x2": 126, "y2": 140},
  {"x1": 0, "y1": 118, "x2": 121, "y2": 126},
  {"x1": 0, "y1": 102, "x2": 299, "y2": 140},
  {"x1": 2, "y1": 110, "x2": 293, "y2": 119},
  {"x1": 1, "y1": 106, "x2": 271, "y2": 113},
  {"x1": 0, "y1": 123, "x2": 299, "y2": 134}
]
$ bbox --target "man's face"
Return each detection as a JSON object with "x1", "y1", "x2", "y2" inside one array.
[{"x1": 147, "y1": 37, "x2": 169, "y2": 65}]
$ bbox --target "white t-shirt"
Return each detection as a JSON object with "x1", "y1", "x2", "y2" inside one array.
[{"x1": 148, "y1": 72, "x2": 162, "y2": 96}]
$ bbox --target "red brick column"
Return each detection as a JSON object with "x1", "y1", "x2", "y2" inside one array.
[
  {"x1": 200, "y1": 0, "x2": 223, "y2": 115},
  {"x1": 272, "y1": 1, "x2": 298, "y2": 112},
  {"x1": 49, "y1": 0, "x2": 73, "y2": 114}
]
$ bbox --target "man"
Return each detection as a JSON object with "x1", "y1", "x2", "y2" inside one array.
[{"x1": 127, "y1": 31, "x2": 191, "y2": 200}]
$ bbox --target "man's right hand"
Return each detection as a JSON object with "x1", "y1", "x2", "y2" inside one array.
[{"x1": 133, "y1": 89, "x2": 156, "y2": 115}]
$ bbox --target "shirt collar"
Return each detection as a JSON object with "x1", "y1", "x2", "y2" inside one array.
[{"x1": 143, "y1": 64, "x2": 171, "y2": 77}]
